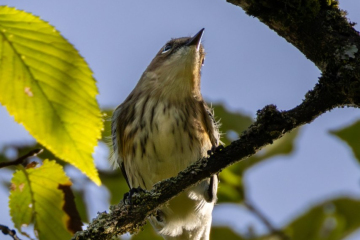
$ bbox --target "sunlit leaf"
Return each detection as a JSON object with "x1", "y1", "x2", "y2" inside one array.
[
  {"x1": 1, "y1": 143, "x2": 89, "y2": 223},
  {"x1": 9, "y1": 160, "x2": 82, "y2": 239},
  {"x1": 0, "y1": 6, "x2": 102, "y2": 185},
  {"x1": 330, "y1": 120, "x2": 360, "y2": 164},
  {"x1": 284, "y1": 197, "x2": 360, "y2": 240}
]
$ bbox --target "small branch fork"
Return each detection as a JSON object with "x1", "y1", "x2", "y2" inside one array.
[
  {"x1": 0, "y1": 224, "x2": 22, "y2": 240},
  {"x1": 0, "y1": 148, "x2": 43, "y2": 169},
  {"x1": 244, "y1": 199, "x2": 289, "y2": 240}
]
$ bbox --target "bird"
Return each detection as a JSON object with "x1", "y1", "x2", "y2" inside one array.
[{"x1": 111, "y1": 28, "x2": 220, "y2": 240}]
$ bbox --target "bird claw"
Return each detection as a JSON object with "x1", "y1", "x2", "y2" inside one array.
[
  {"x1": 155, "y1": 209, "x2": 165, "y2": 222},
  {"x1": 123, "y1": 186, "x2": 145, "y2": 205},
  {"x1": 216, "y1": 145, "x2": 225, "y2": 152},
  {"x1": 207, "y1": 145, "x2": 224, "y2": 156}
]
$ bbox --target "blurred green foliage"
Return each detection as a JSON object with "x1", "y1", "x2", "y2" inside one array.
[
  {"x1": 330, "y1": 120, "x2": 360, "y2": 164},
  {"x1": 214, "y1": 103, "x2": 300, "y2": 203},
  {"x1": 285, "y1": 197, "x2": 360, "y2": 240},
  {"x1": 211, "y1": 104, "x2": 253, "y2": 146},
  {"x1": 99, "y1": 169, "x2": 129, "y2": 205}
]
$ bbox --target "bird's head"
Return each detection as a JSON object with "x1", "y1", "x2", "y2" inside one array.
[{"x1": 138, "y1": 29, "x2": 206, "y2": 101}]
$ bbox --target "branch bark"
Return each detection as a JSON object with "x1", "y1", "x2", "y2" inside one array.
[
  {"x1": 0, "y1": 148, "x2": 43, "y2": 169},
  {"x1": 72, "y1": 1, "x2": 360, "y2": 239},
  {"x1": 0, "y1": 224, "x2": 22, "y2": 240}
]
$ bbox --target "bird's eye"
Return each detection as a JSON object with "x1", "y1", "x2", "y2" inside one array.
[{"x1": 162, "y1": 44, "x2": 172, "y2": 54}]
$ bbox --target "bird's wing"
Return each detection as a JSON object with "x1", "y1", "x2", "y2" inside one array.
[
  {"x1": 201, "y1": 101, "x2": 221, "y2": 148},
  {"x1": 111, "y1": 105, "x2": 131, "y2": 188},
  {"x1": 200, "y1": 101, "x2": 221, "y2": 203}
]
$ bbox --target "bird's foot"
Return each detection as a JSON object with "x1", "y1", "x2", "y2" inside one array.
[
  {"x1": 207, "y1": 145, "x2": 224, "y2": 156},
  {"x1": 123, "y1": 186, "x2": 145, "y2": 205}
]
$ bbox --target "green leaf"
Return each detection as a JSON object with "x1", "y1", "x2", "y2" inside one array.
[
  {"x1": 1, "y1": 143, "x2": 90, "y2": 222},
  {"x1": 9, "y1": 160, "x2": 82, "y2": 240},
  {"x1": 330, "y1": 120, "x2": 360, "y2": 164},
  {"x1": 284, "y1": 197, "x2": 360, "y2": 240},
  {"x1": 0, "y1": 6, "x2": 102, "y2": 185}
]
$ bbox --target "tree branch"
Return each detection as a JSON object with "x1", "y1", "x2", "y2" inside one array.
[
  {"x1": 72, "y1": 1, "x2": 360, "y2": 239},
  {"x1": 0, "y1": 224, "x2": 22, "y2": 240},
  {"x1": 0, "y1": 148, "x2": 43, "y2": 169}
]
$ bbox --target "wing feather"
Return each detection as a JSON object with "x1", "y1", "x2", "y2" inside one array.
[{"x1": 111, "y1": 106, "x2": 131, "y2": 188}]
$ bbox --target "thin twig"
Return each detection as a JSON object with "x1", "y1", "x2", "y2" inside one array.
[
  {"x1": 0, "y1": 224, "x2": 22, "y2": 240},
  {"x1": 0, "y1": 148, "x2": 43, "y2": 169},
  {"x1": 244, "y1": 200, "x2": 290, "y2": 240}
]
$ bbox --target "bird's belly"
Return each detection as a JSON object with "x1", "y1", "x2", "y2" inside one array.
[
  {"x1": 128, "y1": 103, "x2": 210, "y2": 189},
  {"x1": 144, "y1": 108, "x2": 200, "y2": 187}
]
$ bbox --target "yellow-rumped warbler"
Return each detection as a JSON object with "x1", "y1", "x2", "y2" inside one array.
[{"x1": 111, "y1": 29, "x2": 220, "y2": 240}]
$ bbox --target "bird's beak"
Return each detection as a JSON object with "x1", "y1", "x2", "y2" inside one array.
[{"x1": 186, "y1": 28, "x2": 204, "y2": 51}]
